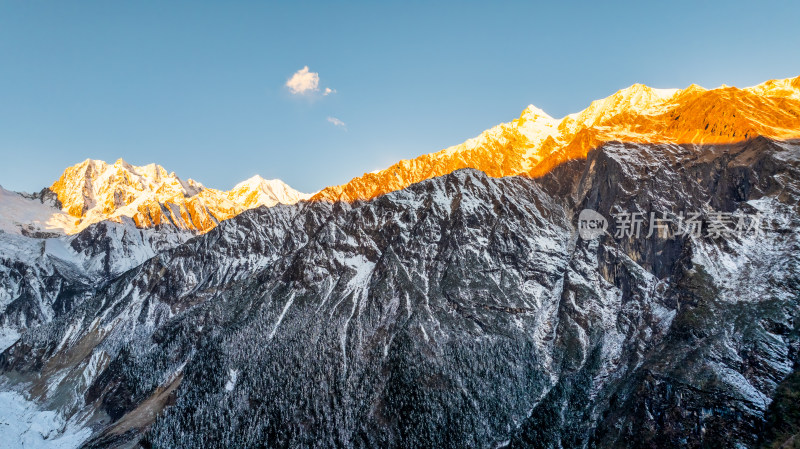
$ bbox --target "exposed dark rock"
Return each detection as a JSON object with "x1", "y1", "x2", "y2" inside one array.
[{"x1": 1, "y1": 138, "x2": 799, "y2": 448}]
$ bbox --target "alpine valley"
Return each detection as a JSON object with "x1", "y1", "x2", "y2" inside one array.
[{"x1": 1, "y1": 76, "x2": 799, "y2": 448}]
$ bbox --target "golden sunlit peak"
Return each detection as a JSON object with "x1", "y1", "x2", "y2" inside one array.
[
  {"x1": 313, "y1": 75, "x2": 800, "y2": 202},
  {"x1": 41, "y1": 75, "x2": 800, "y2": 230},
  {"x1": 47, "y1": 159, "x2": 309, "y2": 234},
  {"x1": 520, "y1": 104, "x2": 554, "y2": 120}
]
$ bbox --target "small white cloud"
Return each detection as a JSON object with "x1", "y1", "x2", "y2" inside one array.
[
  {"x1": 327, "y1": 117, "x2": 346, "y2": 129},
  {"x1": 286, "y1": 66, "x2": 319, "y2": 94},
  {"x1": 323, "y1": 87, "x2": 336, "y2": 96}
]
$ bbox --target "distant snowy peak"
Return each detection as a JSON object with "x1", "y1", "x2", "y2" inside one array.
[
  {"x1": 0, "y1": 185, "x2": 77, "y2": 236},
  {"x1": 0, "y1": 159, "x2": 310, "y2": 236},
  {"x1": 228, "y1": 175, "x2": 311, "y2": 209}
]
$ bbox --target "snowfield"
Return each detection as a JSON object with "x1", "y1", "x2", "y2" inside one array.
[{"x1": 0, "y1": 391, "x2": 91, "y2": 449}]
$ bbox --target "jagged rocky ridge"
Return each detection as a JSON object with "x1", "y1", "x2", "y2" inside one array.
[
  {"x1": 0, "y1": 221, "x2": 193, "y2": 350},
  {"x1": 1, "y1": 137, "x2": 799, "y2": 448}
]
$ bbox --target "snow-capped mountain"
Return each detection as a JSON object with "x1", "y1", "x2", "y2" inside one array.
[
  {"x1": 0, "y1": 185, "x2": 76, "y2": 237},
  {"x1": 226, "y1": 175, "x2": 312, "y2": 209},
  {"x1": 313, "y1": 76, "x2": 800, "y2": 202},
  {"x1": 0, "y1": 219, "x2": 193, "y2": 351},
  {"x1": 49, "y1": 158, "x2": 310, "y2": 233},
  {"x1": 3, "y1": 136, "x2": 799, "y2": 448},
  {"x1": 0, "y1": 76, "x2": 799, "y2": 448},
  {"x1": 0, "y1": 161, "x2": 309, "y2": 353}
]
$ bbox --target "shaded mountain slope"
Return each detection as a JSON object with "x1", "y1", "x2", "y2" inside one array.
[{"x1": 1, "y1": 136, "x2": 798, "y2": 448}]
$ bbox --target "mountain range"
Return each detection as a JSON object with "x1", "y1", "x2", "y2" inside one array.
[
  {"x1": 1, "y1": 158, "x2": 310, "y2": 237},
  {"x1": 4, "y1": 76, "x2": 799, "y2": 236},
  {"x1": 0, "y1": 76, "x2": 799, "y2": 448}
]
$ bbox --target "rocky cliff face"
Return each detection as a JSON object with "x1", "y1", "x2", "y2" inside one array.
[
  {"x1": 1, "y1": 136, "x2": 797, "y2": 448},
  {"x1": 0, "y1": 220, "x2": 194, "y2": 350}
]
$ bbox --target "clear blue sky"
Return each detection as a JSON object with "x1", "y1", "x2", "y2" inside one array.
[{"x1": 1, "y1": 1, "x2": 799, "y2": 193}]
